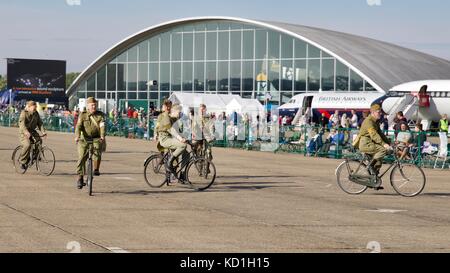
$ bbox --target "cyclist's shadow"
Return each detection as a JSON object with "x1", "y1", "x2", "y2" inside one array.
[
  {"x1": 422, "y1": 192, "x2": 450, "y2": 197},
  {"x1": 96, "y1": 181, "x2": 301, "y2": 195},
  {"x1": 367, "y1": 192, "x2": 450, "y2": 197}
]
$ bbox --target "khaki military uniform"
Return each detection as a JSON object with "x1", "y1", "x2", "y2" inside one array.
[
  {"x1": 192, "y1": 114, "x2": 215, "y2": 160},
  {"x1": 358, "y1": 115, "x2": 390, "y2": 172},
  {"x1": 18, "y1": 110, "x2": 46, "y2": 164},
  {"x1": 156, "y1": 112, "x2": 186, "y2": 157},
  {"x1": 75, "y1": 111, "x2": 105, "y2": 175}
]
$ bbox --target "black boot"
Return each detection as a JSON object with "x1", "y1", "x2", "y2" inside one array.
[
  {"x1": 165, "y1": 155, "x2": 177, "y2": 174},
  {"x1": 77, "y1": 176, "x2": 86, "y2": 189},
  {"x1": 178, "y1": 171, "x2": 187, "y2": 184},
  {"x1": 371, "y1": 165, "x2": 384, "y2": 190},
  {"x1": 94, "y1": 160, "x2": 101, "y2": 176}
]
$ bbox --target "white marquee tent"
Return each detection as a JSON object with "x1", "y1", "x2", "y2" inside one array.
[
  {"x1": 168, "y1": 93, "x2": 264, "y2": 118},
  {"x1": 168, "y1": 93, "x2": 240, "y2": 115},
  {"x1": 226, "y1": 97, "x2": 265, "y2": 120}
]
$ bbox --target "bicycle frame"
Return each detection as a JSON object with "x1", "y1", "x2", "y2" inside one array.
[
  {"x1": 84, "y1": 138, "x2": 100, "y2": 196},
  {"x1": 198, "y1": 140, "x2": 213, "y2": 161},
  {"x1": 84, "y1": 138, "x2": 100, "y2": 165},
  {"x1": 12, "y1": 133, "x2": 55, "y2": 176},
  {"x1": 347, "y1": 147, "x2": 403, "y2": 186},
  {"x1": 86, "y1": 142, "x2": 94, "y2": 159},
  {"x1": 166, "y1": 142, "x2": 199, "y2": 177},
  {"x1": 28, "y1": 136, "x2": 44, "y2": 167}
]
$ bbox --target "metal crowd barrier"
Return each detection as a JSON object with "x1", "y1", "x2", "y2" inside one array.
[
  {"x1": 1, "y1": 111, "x2": 448, "y2": 169},
  {"x1": 0, "y1": 112, "x2": 155, "y2": 140},
  {"x1": 106, "y1": 117, "x2": 154, "y2": 140}
]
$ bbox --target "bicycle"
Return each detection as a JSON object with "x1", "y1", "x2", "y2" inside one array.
[
  {"x1": 335, "y1": 144, "x2": 426, "y2": 197},
  {"x1": 192, "y1": 139, "x2": 214, "y2": 161},
  {"x1": 12, "y1": 135, "x2": 55, "y2": 176},
  {"x1": 143, "y1": 140, "x2": 216, "y2": 191},
  {"x1": 83, "y1": 138, "x2": 101, "y2": 196}
]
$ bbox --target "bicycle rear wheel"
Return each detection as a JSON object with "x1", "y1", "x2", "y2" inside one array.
[
  {"x1": 36, "y1": 146, "x2": 56, "y2": 176},
  {"x1": 186, "y1": 158, "x2": 216, "y2": 191},
  {"x1": 143, "y1": 154, "x2": 167, "y2": 188},
  {"x1": 12, "y1": 146, "x2": 27, "y2": 174},
  {"x1": 336, "y1": 160, "x2": 369, "y2": 195},
  {"x1": 87, "y1": 158, "x2": 94, "y2": 196},
  {"x1": 390, "y1": 163, "x2": 426, "y2": 197}
]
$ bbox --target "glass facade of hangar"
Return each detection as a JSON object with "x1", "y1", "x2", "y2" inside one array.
[{"x1": 74, "y1": 20, "x2": 377, "y2": 108}]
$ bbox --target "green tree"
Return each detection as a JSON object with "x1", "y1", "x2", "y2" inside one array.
[
  {"x1": 66, "y1": 72, "x2": 80, "y2": 89},
  {"x1": 0, "y1": 75, "x2": 7, "y2": 90}
]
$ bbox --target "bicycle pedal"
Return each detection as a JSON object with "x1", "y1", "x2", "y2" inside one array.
[{"x1": 178, "y1": 176, "x2": 189, "y2": 184}]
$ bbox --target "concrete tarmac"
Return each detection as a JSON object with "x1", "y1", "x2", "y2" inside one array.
[{"x1": 1, "y1": 126, "x2": 450, "y2": 253}]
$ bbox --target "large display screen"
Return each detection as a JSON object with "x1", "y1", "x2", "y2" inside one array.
[{"x1": 7, "y1": 58, "x2": 66, "y2": 104}]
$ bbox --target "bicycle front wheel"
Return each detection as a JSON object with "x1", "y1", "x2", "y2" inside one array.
[
  {"x1": 36, "y1": 146, "x2": 56, "y2": 176},
  {"x1": 390, "y1": 163, "x2": 426, "y2": 197},
  {"x1": 143, "y1": 154, "x2": 167, "y2": 188},
  {"x1": 186, "y1": 158, "x2": 216, "y2": 191},
  {"x1": 336, "y1": 160, "x2": 369, "y2": 195}
]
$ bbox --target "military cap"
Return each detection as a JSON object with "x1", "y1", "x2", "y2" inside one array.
[
  {"x1": 370, "y1": 104, "x2": 382, "y2": 111},
  {"x1": 87, "y1": 97, "x2": 97, "y2": 104},
  {"x1": 163, "y1": 99, "x2": 172, "y2": 107}
]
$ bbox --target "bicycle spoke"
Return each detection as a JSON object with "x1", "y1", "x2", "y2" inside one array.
[
  {"x1": 12, "y1": 146, "x2": 28, "y2": 174},
  {"x1": 144, "y1": 154, "x2": 167, "y2": 188},
  {"x1": 391, "y1": 163, "x2": 426, "y2": 197},
  {"x1": 336, "y1": 160, "x2": 369, "y2": 195},
  {"x1": 37, "y1": 147, "x2": 55, "y2": 176},
  {"x1": 187, "y1": 158, "x2": 216, "y2": 191}
]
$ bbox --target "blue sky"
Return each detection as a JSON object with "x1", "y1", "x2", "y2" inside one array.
[{"x1": 1, "y1": 0, "x2": 450, "y2": 74}]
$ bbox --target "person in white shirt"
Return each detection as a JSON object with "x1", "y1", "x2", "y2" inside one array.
[
  {"x1": 350, "y1": 110, "x2": 358, "y2": 129},
  {"x1": 330, "y1": 110, "x2": 340, "y2": 128},
  {"x1": 282, "y1": 116, "x2": 287, "y2": 126},
  {"x1": 395, "y1": 123, "x2": 412, "y2": 160},
  {"x1": 341, "y1": 113, "x2": 349, "y2": 128}
]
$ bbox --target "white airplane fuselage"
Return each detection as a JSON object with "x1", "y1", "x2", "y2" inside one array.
[
  {"x1": 384, "y1": 80, "x2": 450, "y2": 123},
  {"x1": 278, "y1": 92, "x2": 385, "y2": 123}
]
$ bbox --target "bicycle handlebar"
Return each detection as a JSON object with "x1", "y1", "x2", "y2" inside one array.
[
  {"x1": 84, "y1": 137, "x2": 102, "y2": 144},
  {"x1": 185, "y1": 139, "x2": 213, "y2": 146},
  {"x1": 30, "y1": 134, "x2": 47, "y2": 142}
]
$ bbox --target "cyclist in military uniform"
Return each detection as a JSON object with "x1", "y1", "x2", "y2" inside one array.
[
  {"x1": 18, "y1": 101, "x2": 47, "y2": 170},
  {"x1": 155, "y1": 100, "x2": 187, "y2": 174},
  {"x1": 192, "y1": 104, "x2": 215, "y2": 160},
  {"x1": 75, "y1": 97, "x2": 106, "y2": 189},
  {"x1": 356, "y1": 104, "x2": 391, "y2": 179}
]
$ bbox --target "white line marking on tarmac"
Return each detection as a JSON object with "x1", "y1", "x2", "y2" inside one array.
[
  {"x1": 113, "y1": 177, "x2": 135, "y2": 181},
  {"x1": 366, "y1": 209, "x2": 407, "y2": 214},
  {"x1": 107, "y1": 247, "x2": 130, "y2": 253}
]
